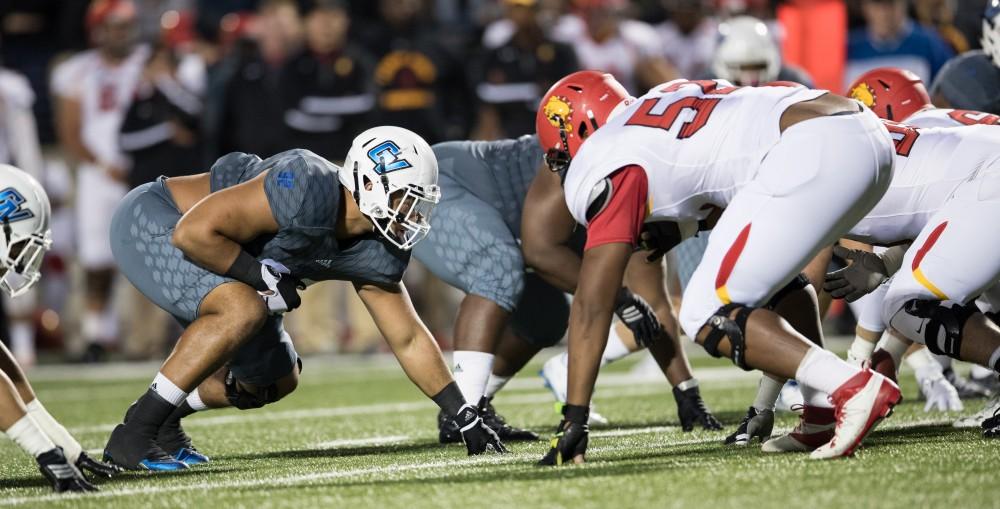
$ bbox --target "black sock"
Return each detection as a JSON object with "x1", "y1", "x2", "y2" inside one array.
[
  {"x1": 165, "y1": 401, "x2": 197, "y2": 423},
  {"x1": 127, "y1": 389, "x2": 177, "y2": 438}
]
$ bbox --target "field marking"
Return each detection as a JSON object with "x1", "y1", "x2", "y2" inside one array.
[
  {"x1": 315, "y1": 435, "x2": 411, "y2": 448},
  {"x1": 0, "y1": 433, "x2": 721, "y2": 506}
]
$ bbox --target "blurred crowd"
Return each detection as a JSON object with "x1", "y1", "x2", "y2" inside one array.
[{"x1": 0, "y1": 0, "x2": 991, "y2": 364}]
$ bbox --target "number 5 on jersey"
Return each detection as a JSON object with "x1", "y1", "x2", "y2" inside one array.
[{"x1": 625, "y1": 96, "x2": 722, "y2": 139}]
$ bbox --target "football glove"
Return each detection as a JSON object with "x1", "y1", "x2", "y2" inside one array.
[
  {"x1": 823, "y1": 245, "x2": 890, "y2": 302},
  {"x1": 38, "y1": 448, "x2": 97, "y2": 493},
  {"x1": 916, "y1": 363, "x2": 964, "y2": 412},
  {"x1": 258, "y1": 259, "x2": 304, "y2": 314},
  {"x1": 539, "y1": 404, "x2": 589, "y2": 466},
  {"x1": 76, "y1": 451, "x2": 121, "y2": 478},
  {"x1": 614, "y1": 287, "x2": 662, "y2": 347},
  {"x1": 454, "y1": 404, "x2": 507, "y2": 455}
]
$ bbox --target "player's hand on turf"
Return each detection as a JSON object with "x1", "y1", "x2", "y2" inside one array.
[
  {"x1": 455, "y1": 404, "x2": 507, "y2": 455},
  {"x1": 614, "y1": 287, "x2": 662, "y2": 347},
  {"x1": 539, "y1": 404, "x2": 589, "y2": 466},
  {"x1": 37, "y1": 448, "x2": 98, "y2": 493},
  {"x1": 258, "y1": 259, "x2": 304, "y2": 314},
  {"x1": 823, "y1": 245, "x2": 889, "y2": 302},
  {"x1": 76, "y1": 452, "x2": 122, "y2": 478},
  {"x1": 917, "y1": 367, "x2": 964, "y2": 412}
]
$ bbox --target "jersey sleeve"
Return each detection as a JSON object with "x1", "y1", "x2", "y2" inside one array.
[
  {"x1": 50, "y1": 56, "x2": 86, "y2": 99},
  {"x1": 262, "y1": 149, "x2": 340, "y2": 232},
  {"x1": 583, "y1": 165, "x2": 648, "y2": 251}
]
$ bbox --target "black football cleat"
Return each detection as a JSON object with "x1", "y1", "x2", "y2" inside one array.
[{"x1": 103, "y1": 423, "x2": 188, "y2": 471}]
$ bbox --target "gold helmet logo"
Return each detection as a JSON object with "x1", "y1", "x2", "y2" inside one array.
[
  {"x1": 850, "y1": 82, "x2": 877, "y2": 109},
  {"x1": 544, "y1": 95, "x2": 573, "y2": 133}
]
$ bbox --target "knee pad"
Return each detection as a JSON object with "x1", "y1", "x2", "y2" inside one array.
[
  {"x1": 764, "y1": 273, "x2": 811, "y2": 310},
  {"x1": 224, "y1": 369, "x2": 280, "y2": 410},
  {"x1": 889, "y1": 299, "x2": 978, "y2": 358},
  {"x1": 702, "y1": 303, "x2": 755, "y2": 370}
]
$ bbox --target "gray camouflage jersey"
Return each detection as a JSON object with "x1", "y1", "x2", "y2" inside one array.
[{"x1": 209, "y1": 149, "x2": 410, "y2": 286}]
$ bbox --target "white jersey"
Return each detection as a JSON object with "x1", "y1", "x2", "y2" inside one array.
[
  {"x1": 564, "y1": 80, "x2": 825, "y2": 227},
  {"x1": 847, "y1": 123, "x2": 1000, "y2": 245},
  {"x1": 50, "y1": 46, "x2": 149, "y2": 167},
  {"x1": 905, "y1": 106, "x2": 1000, "y2": 128}
]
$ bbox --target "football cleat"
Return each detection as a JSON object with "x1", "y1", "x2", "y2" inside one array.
[
  {"x1": 810, "y1": 370, "x2": 901, "y2": 459},
  {"x1": 762, "y1": 405, "x2": 835, "y2": 453},
  {"x1": 970, "y1": 371, "x2": 1000, "y2": 395},
  {"x1": 126, "y1": 400, "x2": 210, "y2": 465},
  {"x1": 539, "y1": 355, "x2": 609, "y2": 426},
  {"x1": 673, "y1": 385, "x2": 723, "y2": 431},
  {"x1": 38, "y1": 448, "x2": 97, "y2": 492},
  {"x1": 724, "y1": 406, "x2": 774, "y2": 446},
  {"x1": 945, "y1": 367, "x2": 993, "y2": 399},
  {"x1": 103, "y1": 424, "x2": 189, "y2": 471},
  {"x1": 477, "y1": 396, "x2": 539, "y2": 441},
  {"x1": 981, "y1": 407, "x2": 1000, "y2": 438},
  {"x1": 866, "y1": 349, "x2": 898, "y2": 383},
  {"x1": 954, "y1": 393, "x2": 1000, "y2": 428}
]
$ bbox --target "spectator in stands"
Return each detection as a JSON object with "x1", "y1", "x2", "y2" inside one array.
[
  {"x1": 552, "y1": 0, "x2": 677, "y2": 94},
  {"x1": 846, "y1": 0, "x2": 954, "y2": 90},
  {"x1": 51, "y1": 0, "x2": 149, "y2": 362},
  {"x1": 658, "y1": 0, "x2": 718, "y2": 80},
  {"x1": 912, "y1": 0, "x2": 970, "y2": 53},
  {"x1": 206, "y1": 0, "x2": 303, "y2": 158},
  {"x1": 281, "y1": 0, "x2": 375, "y2": 161},
  {"x1": 362, "y1": 0, "x2": 469, "y2": 143},
  {"x1": 471, "y1": 0, "x2": 578, "y2": 140}
]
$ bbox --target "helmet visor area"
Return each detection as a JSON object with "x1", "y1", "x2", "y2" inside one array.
[
  {"x1": 375, "y1": 184, "x2": 441, "y2": 250},
  {"x1": 0, "y1": 233, "x2": 50, "y2": 298}
]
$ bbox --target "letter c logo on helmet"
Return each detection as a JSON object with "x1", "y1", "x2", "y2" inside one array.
[{"x1": 366, "y1": 141, "x2": 413, "y2": 174}]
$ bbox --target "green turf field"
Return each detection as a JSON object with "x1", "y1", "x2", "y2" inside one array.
[{"x1": 1, "y1": 350, "x2": 998, "y2": 509}]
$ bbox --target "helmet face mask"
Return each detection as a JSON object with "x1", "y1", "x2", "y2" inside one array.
[
  {"x1": 0, "y1": 166, "x2": 53, "y2": 298},
  {"x1": 341, "y1": 127, "x2": 440, "y2": 251},
  {"x1": 0, "y1": 231, "x2": 51, "y2": 298},
  {"x1": 983, "y1": 0, "x2": 1000, "y2": 67},
  {"x1": 713, "y1": 16, "x2": 781, "y2": 87}
]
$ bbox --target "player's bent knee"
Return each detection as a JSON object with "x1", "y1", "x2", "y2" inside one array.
[
  {"x1": 887, "y1": 298, "x2": 978, "y2": 358},
  {"x1": 697, "y1": 303, "x2": 756, "y2": 371}
]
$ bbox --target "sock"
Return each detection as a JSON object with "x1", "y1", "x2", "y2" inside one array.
[
  {"x1": 752, "y1": 376, "x2": 784, "y2": 411},
  {"x1": 877, "y1": 334, "x2": 910, "y2": 368},
  {"x1": 847, "y1": 335, "x2": 876, "y2": 364},
  {"x1": 675, "y1": 378, "x2": 698, "y2": 392},
  {"x1": 151, "y1": 372, "x2": 187, "y2": 406},
  {"x1": 25, "y1": 400, "x2": 82, "y2": 463},
  {"x1": 600, "y1": 326, "x2": 631, "y2": 367},
  {"x1": 452, "y1": 351, "x2": 494, "y2": 404},
  {"x1": 795, "y1": 347, "x2": 861, "y2": 395},
  {"x1": 972, "y1": 363, "x2": 996, "y2": 379},
  {"x1": 128, "y1": 388, "x2": 179, "y2": 438},
  {"x1": 99, "y1": 307, "x2": 119, "y2": 345},
  {"x1": 484, "y1": 374, "x2": 511, "y2": 398},
  {"x1": 185, "y1": 388, "x2": 208, "y2": 411},
  {"x1": 82, "y1": 311, "x2": 102, "y2": 343},
  {"x1": 10, "y1": 322, "x2": 34, "y2": 364},
  {"x1": 5, "y1": 414, "x2": 56, "y2": 458},
  {"x1": 800, "y1": 385, "x2": 834, "y2": 408}
]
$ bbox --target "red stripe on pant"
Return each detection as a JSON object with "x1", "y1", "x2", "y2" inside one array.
[{"x1": 715, "y1": 223, "x2": 752, "y2": 303}]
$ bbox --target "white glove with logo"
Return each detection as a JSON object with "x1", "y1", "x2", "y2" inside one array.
[{"x1": 258, "y1": 259, "x2": 303, "y2": 314}]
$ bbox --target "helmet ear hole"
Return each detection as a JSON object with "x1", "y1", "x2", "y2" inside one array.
[
  {"x1": 363, "y1": 175, "x2": 374, "y2": 191},
  {"x1": 578, "y1": 121, "x2": 590, "y2": 140}
]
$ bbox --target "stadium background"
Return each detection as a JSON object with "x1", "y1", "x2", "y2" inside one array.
[{"x1": 0, "y1": 0, "x2": 984, "y2": 365}]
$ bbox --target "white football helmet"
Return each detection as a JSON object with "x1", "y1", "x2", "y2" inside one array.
[
  {"x1": 340, "y1": 126, "x2": 440, "y2": 250},
  {"x1": 983, "y1": 0, "x2": 1000, "y2": 67},
  {"x1": 0, "y1": 164, "x2": 52, "y2": 297},
  {"x1": 712, "y1": 16, "x2": 781, "y2": 86}
]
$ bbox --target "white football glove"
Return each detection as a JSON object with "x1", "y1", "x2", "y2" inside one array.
[
  {"x1": 916, "y1": 363, "x2": 964, "y2": 412},
  {"x1": 258, "y1": 259, "x2": 303, "y2": 314}
]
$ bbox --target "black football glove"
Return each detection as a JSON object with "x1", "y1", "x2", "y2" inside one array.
[
  {"x1": 673, "y1": 385, "x2": 723, "y2": 432},
  {"x1": 614, "y1": 287, "x2": 662, "y2": 347},
  {"x1": 823, "y1": 245, "x2": 889, "y2": 302},
  {"x1": 76, "y1": 451, "x2": 121, "y2": 478},
  {"x1": 639, "y1": 220, "x2": 686, "y2": 262},
  {"x1": 258, "y1": 259, "x2": 304, "y2": 314},
  {"x1": 37, "y1": 448, "x2": 97, "y2": 493},
  {"x1": 539, "y1": 404, "x2": 589, "y2": 466},
  {"x1": 455, "y1": 404, "x2": 507, "y2": 455}
]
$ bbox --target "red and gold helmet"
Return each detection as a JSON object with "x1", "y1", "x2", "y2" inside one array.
[
  {"x1": 848, "y1": 67, "x2": 931, "y2": 122},
  {"x1": 536, "y1": 70, "x2": 631, "y2": 174}
]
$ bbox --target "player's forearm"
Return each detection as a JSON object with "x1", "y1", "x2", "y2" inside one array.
[
  {"x1": 565, "y1": 295, "x2": 615, "y2": 407},
  {"x1": 389, "y1": 329, "x2": 454, "y2": 398},
  {"x1": 524, "y1": 244, "x2": 581, "y2": 294}
]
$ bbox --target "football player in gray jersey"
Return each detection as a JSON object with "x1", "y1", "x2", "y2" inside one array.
[
  {"x1": 103, "y1": 127, "x2": 506, "y2": 471},
  {"x1": 414, "y1": 135, "x2": 720, "y2": 443}
]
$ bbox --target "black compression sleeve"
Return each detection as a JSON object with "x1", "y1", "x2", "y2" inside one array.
[{"x1": 224, "y1": 251, "x2": 267, "y2": 291}]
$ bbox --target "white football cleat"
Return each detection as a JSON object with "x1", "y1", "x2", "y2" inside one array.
[
  {"x1": 762, "y1": 405, "x2": 835, "y2": 453},
  {"x1": 810, "y1": 369, "x2": 901, "y2": 459},
  {"x1": 954, "y1": 394, "x2": 1000, "y2": 428},
  {"x1": 540, "y1": 354, "x2": 608, "y2": 426}
]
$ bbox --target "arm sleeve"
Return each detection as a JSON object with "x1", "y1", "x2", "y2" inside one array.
[{"x1": 583, "y1": 165, "x2": 648, "y2": 251}]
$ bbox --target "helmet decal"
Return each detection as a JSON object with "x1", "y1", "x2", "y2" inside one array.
[
  {"x1": 367, "y1": 140, "x2": 413, "y2": 174},
  {"x1": 543, "y1": 95, "x2": 574, "y2": 133},
  {"x1": 850, "y1": 82, "x2": 877, "y2": 109},
  {"x1": 0, "y1": 188, "x2": 34, "y2": 224}
]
